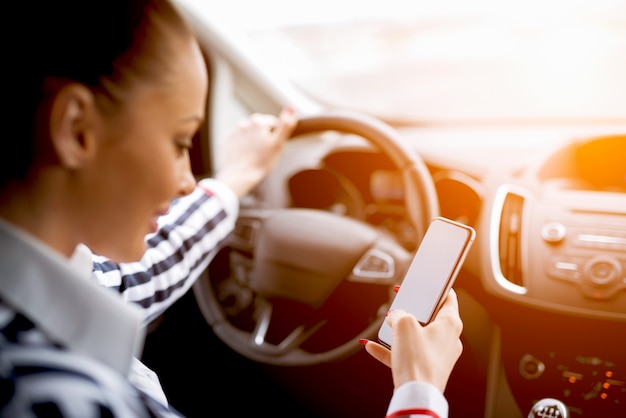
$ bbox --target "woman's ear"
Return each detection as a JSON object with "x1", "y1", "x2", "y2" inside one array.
[{"x1": 48, "y1": 83, "x2": 98, "y2": 169}]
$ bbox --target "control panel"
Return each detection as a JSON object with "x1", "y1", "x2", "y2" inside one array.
[
  {"x1": 512, "y1": 349, "x2": 625, "y2": 416},
  {"x1": 542, "y1": 220, "x2": 626, "y2": 300}
]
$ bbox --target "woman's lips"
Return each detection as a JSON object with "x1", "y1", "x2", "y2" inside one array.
[
  {"x1": 151, "y1": 206, "x2": 170, "y2": 233},
  {"x1": 150, "y1": 217, "x2": 159, "y2": 233}
]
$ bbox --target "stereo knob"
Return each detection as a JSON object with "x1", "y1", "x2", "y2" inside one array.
[
  {"x1": 519, "y1": 354, "x2": 545, "y2": 380},
  {"x1": 541, "y1": 222, "x2": 566, "y2": 244},
  {"x1": 583, "y1": 255, "x2": 621, "y2": 287}
]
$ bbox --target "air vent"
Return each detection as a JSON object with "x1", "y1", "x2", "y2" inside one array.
[
  {"x1": 490, "y1": 185, "x2": 528, "y2": 295},
  {"x1": 499, "y1": 192, "x2": 524, "y2": 286}
]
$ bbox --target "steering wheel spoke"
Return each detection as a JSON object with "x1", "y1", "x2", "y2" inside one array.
[{"x1": 250, "y1": 298, "x2": 328, "y2": 355}]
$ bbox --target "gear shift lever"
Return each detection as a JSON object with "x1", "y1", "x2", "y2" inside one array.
[{"x1": 527, "y1": 398, "x2": 569, "y2": 418}]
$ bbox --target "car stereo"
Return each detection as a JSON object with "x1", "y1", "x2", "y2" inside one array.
[{"x1": 543, "y1": 220, "x2": 626, "y2": 300}]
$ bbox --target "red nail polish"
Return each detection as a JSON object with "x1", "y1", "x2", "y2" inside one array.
[
  {"x1": 358, "y1": 339, "x2": 369, "y2": 346},
  {"x1": 393, "y1": 285, "x2": 400, "y2": 293}
]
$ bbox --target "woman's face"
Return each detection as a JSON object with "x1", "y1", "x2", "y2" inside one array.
[{"x1": 81, "y1": 36, "x2": 208, "y2": 261}]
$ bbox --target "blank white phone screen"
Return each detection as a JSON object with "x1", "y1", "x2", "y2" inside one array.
[{"x1": 377, "y1": 217, "x2": 474, "y2": 347}]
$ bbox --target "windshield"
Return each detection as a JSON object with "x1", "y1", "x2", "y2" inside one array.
[{"x1": 193, "y1": 0, "x2": 626, "y2": 125}]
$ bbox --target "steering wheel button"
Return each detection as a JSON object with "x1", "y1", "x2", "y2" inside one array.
[
  {"x1": 352, "y1": 248, "x2": 395, "y2": 281},
  {"x1": 362, "y1": 255, "x2": 390, "y2": 273},
  {"x1": 368, "y1": 257, "x2": 386, "y2": 271}
]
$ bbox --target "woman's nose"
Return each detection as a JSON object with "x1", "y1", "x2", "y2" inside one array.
[{"x1": 178, "y1": 157, "x2": 197, "y2": 197}]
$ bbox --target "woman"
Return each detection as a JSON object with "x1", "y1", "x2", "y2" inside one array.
[{"x1": 0, "y1": 0, "x2": 462, "y2": 416}]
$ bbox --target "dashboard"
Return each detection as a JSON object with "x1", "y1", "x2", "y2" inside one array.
[
  {"x1": 537, "y1": 135, "x2": 626, "y2": 192},
  {"x1": 282, "y1": 133, "x2": 626, "y2": 321}
]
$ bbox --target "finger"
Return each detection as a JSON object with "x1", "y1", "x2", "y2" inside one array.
[
  {"x1": 435, "y1": 288, "x2": 460, "y2": 319},
  {"x1": 273, "y1": 106, "x2": 297, "y2": 138},
  {"x1": 385, "y1": 308, "x2": 412, "y2": 326},
  {"x1": 248, "y1": 113, "x2": 279, "y2": 131},
  {"x1": 362, "y1": 340, "x2": 392, "y2": 368},
  {"x1": 433, "y1": 289, "x2": 463, "y2": 334},
  {"x1": 387, "y1": 310, "x2": 425, "y2": 383}
]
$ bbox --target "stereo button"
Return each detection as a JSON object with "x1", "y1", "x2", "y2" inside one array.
[
  {"x1": 547, "y1": 258, "x2": 580, "y2": 282},
  {"x1": 542, "y1": 222, "x2": 566, "y2": 244}
]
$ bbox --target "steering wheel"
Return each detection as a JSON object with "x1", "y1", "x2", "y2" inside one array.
[{"x1": 193, "y1": 109, "x2": 439, "y2": 366}]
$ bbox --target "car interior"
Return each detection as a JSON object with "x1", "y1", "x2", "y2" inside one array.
[{"x1": 141, "y1": 1, "x2": 626, "y2": 417}]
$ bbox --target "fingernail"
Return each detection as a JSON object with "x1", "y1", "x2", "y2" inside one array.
[
  {"x1": 284, "y1": 106, "x2": 294, "y2": 114},
  {"x1": 386, "y1": 309, "x2": 394, "y2": 317},
  {"x1": 358, "y1": 339, "x2": 369, "y2": 346},
  {"x1": 393, "y1": 285, "x2": 400, "y2": 293}
]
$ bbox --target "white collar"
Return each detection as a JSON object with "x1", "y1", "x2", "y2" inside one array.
[
  {"x1": 69, "y1": 242, "x2": 97, "y2": 278},
  {"x1": 0, "y1": 219, "x2": 145, "y2": 376}
]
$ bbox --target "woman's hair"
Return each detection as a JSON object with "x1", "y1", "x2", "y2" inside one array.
[{"x1": 4, "y1": 0, "x2": 195, "y2": 187}]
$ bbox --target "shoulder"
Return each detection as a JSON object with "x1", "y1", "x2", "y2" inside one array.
[{"x1": 0, "y1": 343, "x2": 154, "y2": 418}]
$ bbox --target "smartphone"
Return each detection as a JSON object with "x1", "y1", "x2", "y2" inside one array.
[{"x1": 377, "y1": 216, "x2": 475, "y2": 348}]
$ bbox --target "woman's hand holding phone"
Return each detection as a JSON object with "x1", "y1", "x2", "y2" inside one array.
[
  {"x1": 361, "y1": 216, "x2": 471, "y2": 393},
  {"x1": 362, "y1": 289, "x2": 463, "y2": 393},
  {"x1": 387, "y1": 289, "x2": 463, "y2": 392}
]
